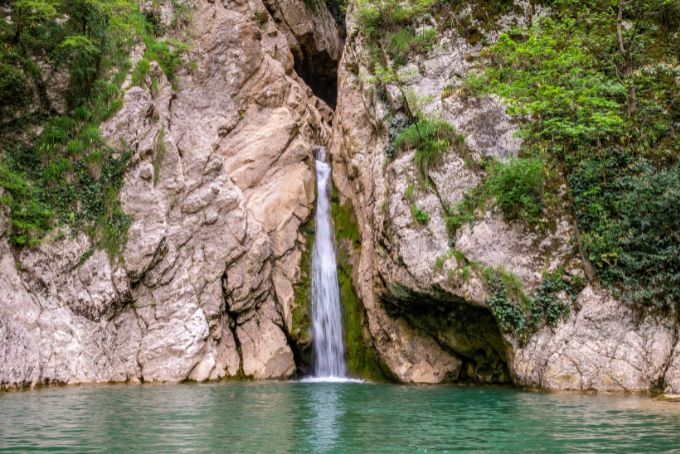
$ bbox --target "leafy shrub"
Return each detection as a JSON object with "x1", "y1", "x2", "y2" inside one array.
[
  {"x1": 571, "y1": 157, "x2": 680, "y2": 311},
  {"x1": 531, "y1": 270, "x2": 574, "y2": 328},
  {"x1": 484, "y1": 267, "x2": 577, "y2": 343},
  {"x1": 444, "y1": 156, "x2": 545, "y2": 236},
  {"x1": 467, "y1": 0, "x2": 679, "y2": 313},
  {"x1": 0, "y1": 61, "x2": 32, "y2": 117},
  {"x1": 486, "y1": 275, "x2": 527, "y2": 336},
  {"x1": 0, "y1": 164, "x2": 53, "y2": 246},
  {"x1": 485, "y1": 157, "x2": 546, "y2": 224},
  {"x1": 385, "y1": 116, "x2": 412, "y2": 160},
  {"x1": 0, "y1": 0, "x2": 167, "y2": 256}
]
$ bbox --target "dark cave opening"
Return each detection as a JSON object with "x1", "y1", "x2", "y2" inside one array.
[
  {"x1": 294, "y1": 53, "x2": 338, "y2": 109},
  {"x1": 381, "y1": 291, "x2": 512, "y2": 385},
  {"x1": 259, "y1": 0, "x2": 341, "y2": 109}
]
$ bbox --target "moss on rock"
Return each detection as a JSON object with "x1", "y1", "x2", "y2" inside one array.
[
  {"x1": 290, "y1": 219, "x2": 314, "y2": 368},
  {"x1": 331, "y1": 191, "x2": 390, "y2": 381}
]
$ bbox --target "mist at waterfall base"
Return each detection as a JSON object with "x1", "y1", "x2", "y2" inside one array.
[{"x1": 302, "y1": 147, "x2": 361, "y2": 384}]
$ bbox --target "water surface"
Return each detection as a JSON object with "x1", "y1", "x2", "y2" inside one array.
[{"x1": 1, "y1": 382, "x2": 679, "y2": 452}]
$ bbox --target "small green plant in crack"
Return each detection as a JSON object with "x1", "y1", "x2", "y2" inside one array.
[
  {"x1": 433, "y1": 248, "x2": 462, "y2": 272},
  {"x1": 445, "y1": 195, "x2": 481, "y2": 238},
  {"x1": 253, "y1": 10, "x2": 269, "y2": 28},
  {"x1": 404, "y1": 183, "x2": 429, "y2": 225},
  {"x1": 404, "y1": 183, "x2": 416, "y2": 202},
  {"x1": 131, "y1": 58, "x2": 151, "y2": 87},
  {"x1": 394, "y1": 113, "x2": 459, "y2": 181},
  {"x1": 386, "y1": 27, "x2": 438, "y2": 66},
  {"x1": 433, "y1": 249, "x2": 478, "y2": 285},
  {"x1": 433, "y1": 253, "x2": 447, "y2": 272},
  {"x1": 411, "y1": 205, "x2": 430, "y2": 224}
]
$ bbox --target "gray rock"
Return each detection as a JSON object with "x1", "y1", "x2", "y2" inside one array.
[
  {"x1": 0, "y1": 0, "x2": 338, "y2": 388},
  {"x1": 328, "y1": 2, "x2": 680, "y2": 392}
]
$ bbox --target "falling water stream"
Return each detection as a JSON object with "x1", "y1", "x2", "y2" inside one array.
[{"x1": 310, "y1": 147, "x2": 346, "y2": 378}]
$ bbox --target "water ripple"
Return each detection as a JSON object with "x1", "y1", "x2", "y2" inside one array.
[{"x1": 1, "y1": 383, "x2": 680, "y2": 453}]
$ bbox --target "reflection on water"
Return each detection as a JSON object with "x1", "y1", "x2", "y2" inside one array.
[
  {"x1": 1, "y1": 382, "x2": 680, "y2": 453},
  {"x1": 308, "y1": 383, "x2": 344, "y2": 452}
]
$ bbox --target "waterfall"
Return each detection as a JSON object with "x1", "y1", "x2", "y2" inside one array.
[{"x1": 311, "y1": 147, "x2": 346, "y2": 378}]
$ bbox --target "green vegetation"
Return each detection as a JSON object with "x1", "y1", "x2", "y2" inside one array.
[
  {"x1": 394, "y1": 113, "x2": 459, "y2": 179},
  {"x1": 131, "y1": 58, "x2": 151, "y2": 87},
  {"x1": 445, "y1": 193, "x2": 479, "y2": 238},
  {"x1": 143, "y1": 36, "x2": 187, "y2": 87},
  {"x1": 386, "y1": 27, "x2": 437, "y2": 66},
  {"x1": 483, "y1": 267, "x2": 582, "y2": 344},
  {"x1": 483, "y1": 157, "x2": 548, "y2": 225},
  {"x1": 411, "y1": 205, "x2": 430, "y2": 224},
  {"x1": 356, "y1": 0, "x2": 438, "y2": 40},
  {"x1": 431, "y1": 248, "x2": 579, "y2": 342},
  {"x1": 485, "y1": 274, "x2": 528, "y2": 338},
  {"x1": 253, "y1": 10, "x2": 269, "y2": 29},
  {"x1": 465, "y1": 0, "x2": 680, "y2": 312},
  {"x1": 444, "y1": 156, "x2": 548, "y2": 236},
  {"x1": 331, "y1": 192, "x2": 389, "y2": 381},
  {"x1": 356, "y1": 0, "x2": 440, "y2": 70},
  {"x1": 0, "y1": 82, "x2": 132, "y2": 254},
  {"x1": 370, "y1": 66, "x2": 461, "y2": 186},
  {"x1": 404, "y1": 183, "x2": 430, "y2": 225},
  {"x1": 0, "y1": 0, "x2": 188, "y2": 257},
  {"x1": 291, "y1": 220, "x2": 314, "y2": 349},
  {"x1": 331, "y1": 192, "x2": 361, "y2": 246},
  {"x1": 571, "y1": 158, "x2": 680, "y2": 310}
]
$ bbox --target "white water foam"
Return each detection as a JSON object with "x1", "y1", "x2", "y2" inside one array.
[{"x1": 299, "y1": 376, "x2": 365, "y2": 384}]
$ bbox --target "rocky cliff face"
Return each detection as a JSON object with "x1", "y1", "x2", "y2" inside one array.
[
  {"x1": 0, "y1": 0, "x2": 340, "y2": 388},
  {"x1": 2, "y1": 0, "x2": 678, "y2": 398},
  {"x1": 329, "y1": 2, "x2": 680, "y2": 395}
]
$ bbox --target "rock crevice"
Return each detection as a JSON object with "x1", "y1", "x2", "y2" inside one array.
[
  {"x1": 0, "y1": 0, "x2": 340, "y2": 389},
  {"x1": 327, "y1": 2, "x2": 680, "y2": 393},
  {"x1": 3, "y1": 0, "x2": 679, "y2": 396}
]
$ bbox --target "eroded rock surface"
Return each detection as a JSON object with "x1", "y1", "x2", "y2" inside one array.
[
  {"x1": 0, "y1": 0, "x2": 339, "y2": 388},
  {"x1": 2, "y1": 0, "x2": 678, "y2": 396},
  {"x1": 329, "y1": 2, "x2": 680, "y2": 392}
]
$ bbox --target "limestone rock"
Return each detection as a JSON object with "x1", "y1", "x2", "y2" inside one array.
[
  {"x1": 0, "y1": 0, "x2": 338, "y2": 388},
  {"x1": 511, "y1": 286, "x2": 676, "y2": 393},
  {"x1": 329, "y1": 3, "x2": 680, "y2": 392},
  {"x1": 663, "y1": 342, "x2": 680, "y2": 396},
  {"x1": 238, "y1": 299, "x2": 296, "y2": 379}
]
